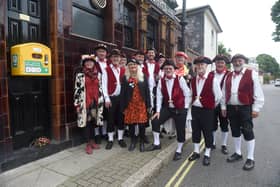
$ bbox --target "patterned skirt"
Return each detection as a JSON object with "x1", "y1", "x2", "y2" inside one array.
[{"x1": 123, "y1": 84, "x2": 148, "y2": 124}]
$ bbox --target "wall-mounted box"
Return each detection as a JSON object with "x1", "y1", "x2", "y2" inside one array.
[{"x1": 11, "y1": 43, "x2": 52, "y2": 76}]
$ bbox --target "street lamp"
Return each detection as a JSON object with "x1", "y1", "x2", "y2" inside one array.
[{"x1": 181, "y1": 0, "x2": 187, "y2": 52}]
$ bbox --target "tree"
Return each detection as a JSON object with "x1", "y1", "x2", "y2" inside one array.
[
  {"x1": 271, "y1": 0, "x2": 280, "y2": 42},
  {"x1": 256, "y1": 54, "x2": 280, "y2": 77},
  {"x1": 218, "y1": 43, "x2": 232, "y2": 58}
]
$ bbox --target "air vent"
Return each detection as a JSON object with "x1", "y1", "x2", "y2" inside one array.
[{"x1": 90, "y1": 0, "x2": 107, "y2": 9}]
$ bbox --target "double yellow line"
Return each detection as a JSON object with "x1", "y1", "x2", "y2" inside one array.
[{"x1": 165, "y1": 140, "x2": 205, "y2": 187}]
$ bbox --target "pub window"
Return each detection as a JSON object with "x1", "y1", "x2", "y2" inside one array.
[
  {"x1": 28, "y1": 0, "x2": 40, "y2": 17},
  {"x1": 211, "y1": 30, "x2": 215, "y2": 48},
  {"x1": 123, "y1": 3, "x2": 136, "y2": 48},
  {"x1": 28, "y1": 24, "x2": 39, "y2": 41},
  {"x1": 72, "y1": 0, "x2": 104, "y2": 40},
  {"x1": 9, "y1": 0, "x2": 20, "y2": 11},
  {"x1": 8, "y1": 18, "x2": 21, "y2": 45},
  {"x1": 147, "y1": 18, "x2": 158, "y2": 50}
]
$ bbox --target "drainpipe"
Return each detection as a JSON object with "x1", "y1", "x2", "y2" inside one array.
[{"x1": 181, "y1": 0, "x2": 187, "y2": 52}]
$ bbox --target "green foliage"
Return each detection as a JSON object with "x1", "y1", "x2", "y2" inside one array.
[
  {"x1": 263, "y1": 74, "x2": 270, "y2": 84},
  {"x1": 218, "y1": 43, "x2": 232, "y2": 58},
  {"x1": 218, "y1": 43, "x2": 232, "y2": 69},
  {"x1": 256, "y1": 54, "x2": 280, "y2": 77},
  {"x1": 271, "y1": 0, "x2": 280, "y2": 41}
]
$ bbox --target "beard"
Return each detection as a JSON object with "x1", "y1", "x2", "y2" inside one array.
[{"x1": 233, "y1": 64, "x2": 243, "y2": 72}]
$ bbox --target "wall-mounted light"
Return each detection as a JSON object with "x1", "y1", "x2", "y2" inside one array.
[{"x1": 90, "y1": 0, "x2": 107, "y2": 9}]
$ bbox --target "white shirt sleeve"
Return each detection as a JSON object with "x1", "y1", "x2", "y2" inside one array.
[
  {"x1": 220, "y1": 79, "x2": 227, "y2": 110},
  {"x1": 179, "y1": 77, "x2": 192, "y2": 109},
  {"x1": 156, "y1": 80, "x2": 163, "y2": 113},
  {"x1": 102, "y1": 72, "x2": 110, "y2": 103},
  {"x1": 212, "y1": 77, "x2": 222, "y2": 107},
  {"x1": 252, "y1": 70, "x2": 264, "y2": 112}
]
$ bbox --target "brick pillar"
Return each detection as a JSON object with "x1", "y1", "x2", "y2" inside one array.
[
  {"x1": 170, "y1": 22, "x2": 176, "y2": 58},
  {"x1": 138, "y1": 0, "x2": 150, "y2": 51},
  {"x1": 49, "y1": 0, "x2": 67, "y2": 141},
  {"x1": 0, "y1": 0, "x2": 12, "y2": 154},
  {"x1": 160, "y1": 15, "x2": 167, "y2": 55}
]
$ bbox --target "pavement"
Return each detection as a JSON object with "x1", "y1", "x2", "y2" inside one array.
[{"x1": 0, "y1": 128, "x2": 192, "y2": 187}]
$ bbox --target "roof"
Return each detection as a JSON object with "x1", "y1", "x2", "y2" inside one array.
[{"x1": 176, "y1": 5, "x2": 222, "y2": 33}]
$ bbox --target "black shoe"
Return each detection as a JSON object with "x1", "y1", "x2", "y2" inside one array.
[
  {"x1": 227, "y1": 153, "x2": 243, "y2": 163},
  {"x1": 243, "y1": 159, "x2": 255, "y2": 171},
  {"x1": 102, "y1": 134, "x2": 108, "y2": 140},
  {"x1": 161, "y1": 128, "x2": 167, "y2": 134},
  {"x1": 139, "y1": 141, "x2": 145, "y2": 152},
  {"x1": 146, "y1": 144, "x2": 161, "y2": 151},
  {"x1": 105, "y1": 141, "x2": 113, "y2": 150},
  {"x1": 143, "y1": 135, "x2": 150, "y2": 144},
  {"x1": 95, "y1": 135, "x2": 101, "y2": 144},
  {"x1": 118, "y1": 140, "x2": 127, "y2": 148},
  {"x1": 128, "y1": 142, "x2": 136, "y2": 151},
  {"x1": 188, "y1": 152, "x2": 200, "y2": 161},
  {"x1": 211, "y1": 144, "x2": 216, "y2": 149},
  {"x1": 124, "y1": 129, "x2": 129, "y2": 137},
  {"x1": 221, "y1": 145, "x2": 228, "y2": 155},
  {"x1": 173, "y1": 152, "x2": 182, "y2": 161},
  {"x1": 203, "y1": 156, "x2": 211, "y2": 166}
]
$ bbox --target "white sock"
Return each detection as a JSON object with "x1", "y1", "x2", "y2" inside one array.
[
  {"x1": 102, "y1": 121, "x2": 107, "y2": 135},
  {"x1": 221, "y1": 132, "x2": 228, "y2": 146},
  {"x1": 246, "y1": 139, "x2": 255, "y2": 160},
  {"x1": 153, "y1": 131, "x2": 160, "y2": 145},
  {"x1": 118, "y1": 130, "x2": 124, "y2": 140},
  {"x1": 204, "y1": 148, "x2": 211, "y2": 157},
  {"x1": 194, "y1": 143, "x2": 200, "y2": 153},
  {"x1": 176, "y1": 142, "x2": 184, "y2": 153},
  {"x1": 212, "y1": 131, "x2": 216, "y2": 145},
  {"x1": 233, "y1": 137, "x2": 242, "y2": 155},
  {"x1": 135, "y1": 125, "x2": 139, "y2": 136},
  {"x1": 95, "y1": 128, "x2": 100, "y2": 135},
  {"x1": 108, "y1": 132, "x2": 114, "y2": 142}
]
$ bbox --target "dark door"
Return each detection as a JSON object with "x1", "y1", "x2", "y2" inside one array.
[{"x1": 7, "y1": 0, "x2": 50, "y2": 149}]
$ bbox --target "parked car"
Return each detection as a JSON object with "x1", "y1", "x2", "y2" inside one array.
[{"x1": 275, "y1": 79, "x2": 280, "y2": 87}]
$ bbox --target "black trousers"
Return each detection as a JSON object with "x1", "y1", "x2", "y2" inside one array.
[
  {"x1": 128, "y1": 124, "x2": 146, "y2": 140},
  {"x1": 83, "y1": 122, "x2": 95, "y2": 142},
  {"x1": 106, "y1": 96, "x2": 124, "y2": 132},
  {"x1": 152, "y1": 107, "x2": 187, "y2": 143},
  {"x1": 213, "y1": 104, "x2": 229, "y2": 132},
  {"x1": 191, "y1": 106, "x2": 214, "y2": 148},
  {"x1": 227, "y1": 105, "x2": 254, "y2": 141}
]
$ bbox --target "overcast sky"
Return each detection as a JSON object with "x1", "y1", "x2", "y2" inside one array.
[{"x1": 176, "y1": 0, "x2": 280, "y2": 63}]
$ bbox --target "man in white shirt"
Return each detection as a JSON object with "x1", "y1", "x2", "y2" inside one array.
[
  {"x1": 211, "y1": 55, "x2": 231, "y2": 154},
  {"x1": 221, "y1": 54, "x2": 264, "y2": 171},
  {"x1": 146, "y1": 60, "x2": 191, "y2": 161},
  {"x1": 94, "y1": 43, "x2": 109, "y2": 144},
  {"x1": 188, "y1": 56, "x2": 222, "y2": 166},
  {"x1": 102, "y1": 49, "x2": 127, "y2": 150}
]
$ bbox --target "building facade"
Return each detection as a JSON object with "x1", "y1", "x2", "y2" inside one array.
[
  {"x1": 177, "y1": 5, "x2": 222, "y2": 58},
  {"x1": 0, "y1": 0, "x2": 182, "y2": 169}
]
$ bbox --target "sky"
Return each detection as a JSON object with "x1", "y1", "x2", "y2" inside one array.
[{"x1": 176, "y1": 0, "x2": 280, "y2": 63}]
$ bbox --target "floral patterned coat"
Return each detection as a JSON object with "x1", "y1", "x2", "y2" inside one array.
[{"x1": 74, "y1": 72, "x2": 104, "y2": 128}]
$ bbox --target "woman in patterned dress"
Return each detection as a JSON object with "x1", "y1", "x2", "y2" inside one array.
[
  {"x1": 74, "y1": 55, "x2": 104, "y2": 154},
  {"x1": 120, "y1": 59, "x2": 151, "y2": 152}
]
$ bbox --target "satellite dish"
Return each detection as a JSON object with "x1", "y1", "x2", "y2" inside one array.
[{"x1": 90, "y1": 0, "x2": 107, "y2": 9}]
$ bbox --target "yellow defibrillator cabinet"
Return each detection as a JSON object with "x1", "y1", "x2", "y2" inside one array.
[{"x1": 11, "y1": 43, "x2": 52, "y2": 76}]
